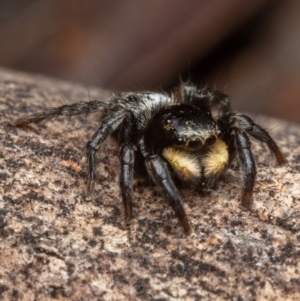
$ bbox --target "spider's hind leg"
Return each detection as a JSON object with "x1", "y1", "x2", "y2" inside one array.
[
  {"x1": 86, "y1": 110, "x2": 129, "y2": 196},
  {"x1": 14, "y1": 100, "x2": 108, "y2": 126},
  {"x1": 118, "y1": 112, "x2": 137, "y2": 222}
]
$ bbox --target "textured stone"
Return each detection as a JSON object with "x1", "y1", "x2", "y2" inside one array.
[{"x1": 0, "y1": 69, "x2": 299, "y2": 300}]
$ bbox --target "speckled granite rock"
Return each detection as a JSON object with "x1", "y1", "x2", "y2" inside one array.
[{"x1": 0, "y1": 69, "x2": 299, "y2": 301}]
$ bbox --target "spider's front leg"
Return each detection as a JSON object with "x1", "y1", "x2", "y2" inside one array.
[
  {"x1": 118, "y1": 112, "x2": 137, "y2": 222},
  {"x1": 145, "y1": 155, "x2": 191, "y2": 233},
  {"x1": 218, "y1": 112, "x2": 285, "y2": 207},
  {"x1": 228, "y1": 114, "x2": 285, "y2": 165},
  {"x1": 86, "y1": 110, "x2": 129, "y2": 195},
  {"x1": 232, "y1": 128, "x2": 256, "y2": 207},
  {"x1": 14, "y1": 100, "x2": 107, "y2": 126}
]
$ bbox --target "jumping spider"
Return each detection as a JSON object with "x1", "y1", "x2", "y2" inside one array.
[{"x1": 14, "y1": 83, "x2": 285, "y2": 233}]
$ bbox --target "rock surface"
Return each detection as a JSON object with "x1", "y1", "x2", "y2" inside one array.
[{"x1": 0, "y1": 69, "x2": 299, "y2": 300}]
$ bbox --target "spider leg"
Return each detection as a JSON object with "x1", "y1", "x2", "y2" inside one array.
[
  {"x1": 177, "y1": 83, "x2": 232, "y2": 113},
  {"x1": 118, "y1": 112, "x2": 137, "y2": 222},
  {"x1": 139, "y1": 136, "x2": 191, "y2": 233},
  {"x1": 14, "y1": 100, "x2": 108, "y2": 126},
  {"x1": 221, "y1": 113, "x2": 285, "y2": 164},
  {"x1": 232, "y1": 128, "x2": 256, "y2": 207},
  {"x1": 86, "y1": 110, "x2": 129, "y2": 195}
]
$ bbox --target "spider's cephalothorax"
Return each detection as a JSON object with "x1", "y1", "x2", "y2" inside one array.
[{"x1": 14, "y1": 83, "x2": 285, "y2": 233}]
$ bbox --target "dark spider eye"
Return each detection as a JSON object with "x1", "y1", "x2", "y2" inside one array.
[
  {"x1": 188, "y1": 138, "x2": 202, "y2": 150},
  {"x1": 205, "y1": 136, "x2": 216, "y2": 147},
  {"x1": 176, "y1": 137, "x2": 185, "y2": 145},
  {"x1": 165, "y1": 119, "x2": 172, "y2": 125}
]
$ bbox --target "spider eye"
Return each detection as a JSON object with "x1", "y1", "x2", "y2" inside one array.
[
  {"x1": 188, "y1": 138, "x2": 202, "y2": 150},
  {"x1": 205, "y1": 136, "x2": 216, "y2": 147},
  {"x1": 176, "y1": 137, "x2": 185, "y2": 145}
]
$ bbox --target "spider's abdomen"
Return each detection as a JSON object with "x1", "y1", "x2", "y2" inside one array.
[{"x1": 110, "y1": 91, "x2": 175, "y2": 130}]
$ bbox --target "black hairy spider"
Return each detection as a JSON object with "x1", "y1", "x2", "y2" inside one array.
[{"x1": 14, "y1": 83, "x2": 285, "y2": 233}]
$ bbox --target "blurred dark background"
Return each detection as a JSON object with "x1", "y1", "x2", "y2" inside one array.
[{"x1": 0, "y1": 0, "x2": 299, "y2": 123}]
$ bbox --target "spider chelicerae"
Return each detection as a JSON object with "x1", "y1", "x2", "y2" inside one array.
[{"x1": 14, "y1": 83, "x2": 285, "y2": 233}]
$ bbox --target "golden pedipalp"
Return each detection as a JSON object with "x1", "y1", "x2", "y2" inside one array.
[
  {"x1": 203, "y1": 139, "x2": 229, "y2": 177},
  {"x1": 162, "y1": 147, "x2": 201, "y2": 183}
]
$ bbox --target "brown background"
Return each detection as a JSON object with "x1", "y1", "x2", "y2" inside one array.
[{"x1": 0, "y1": 0, "x2": 300, "y2": 122}]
